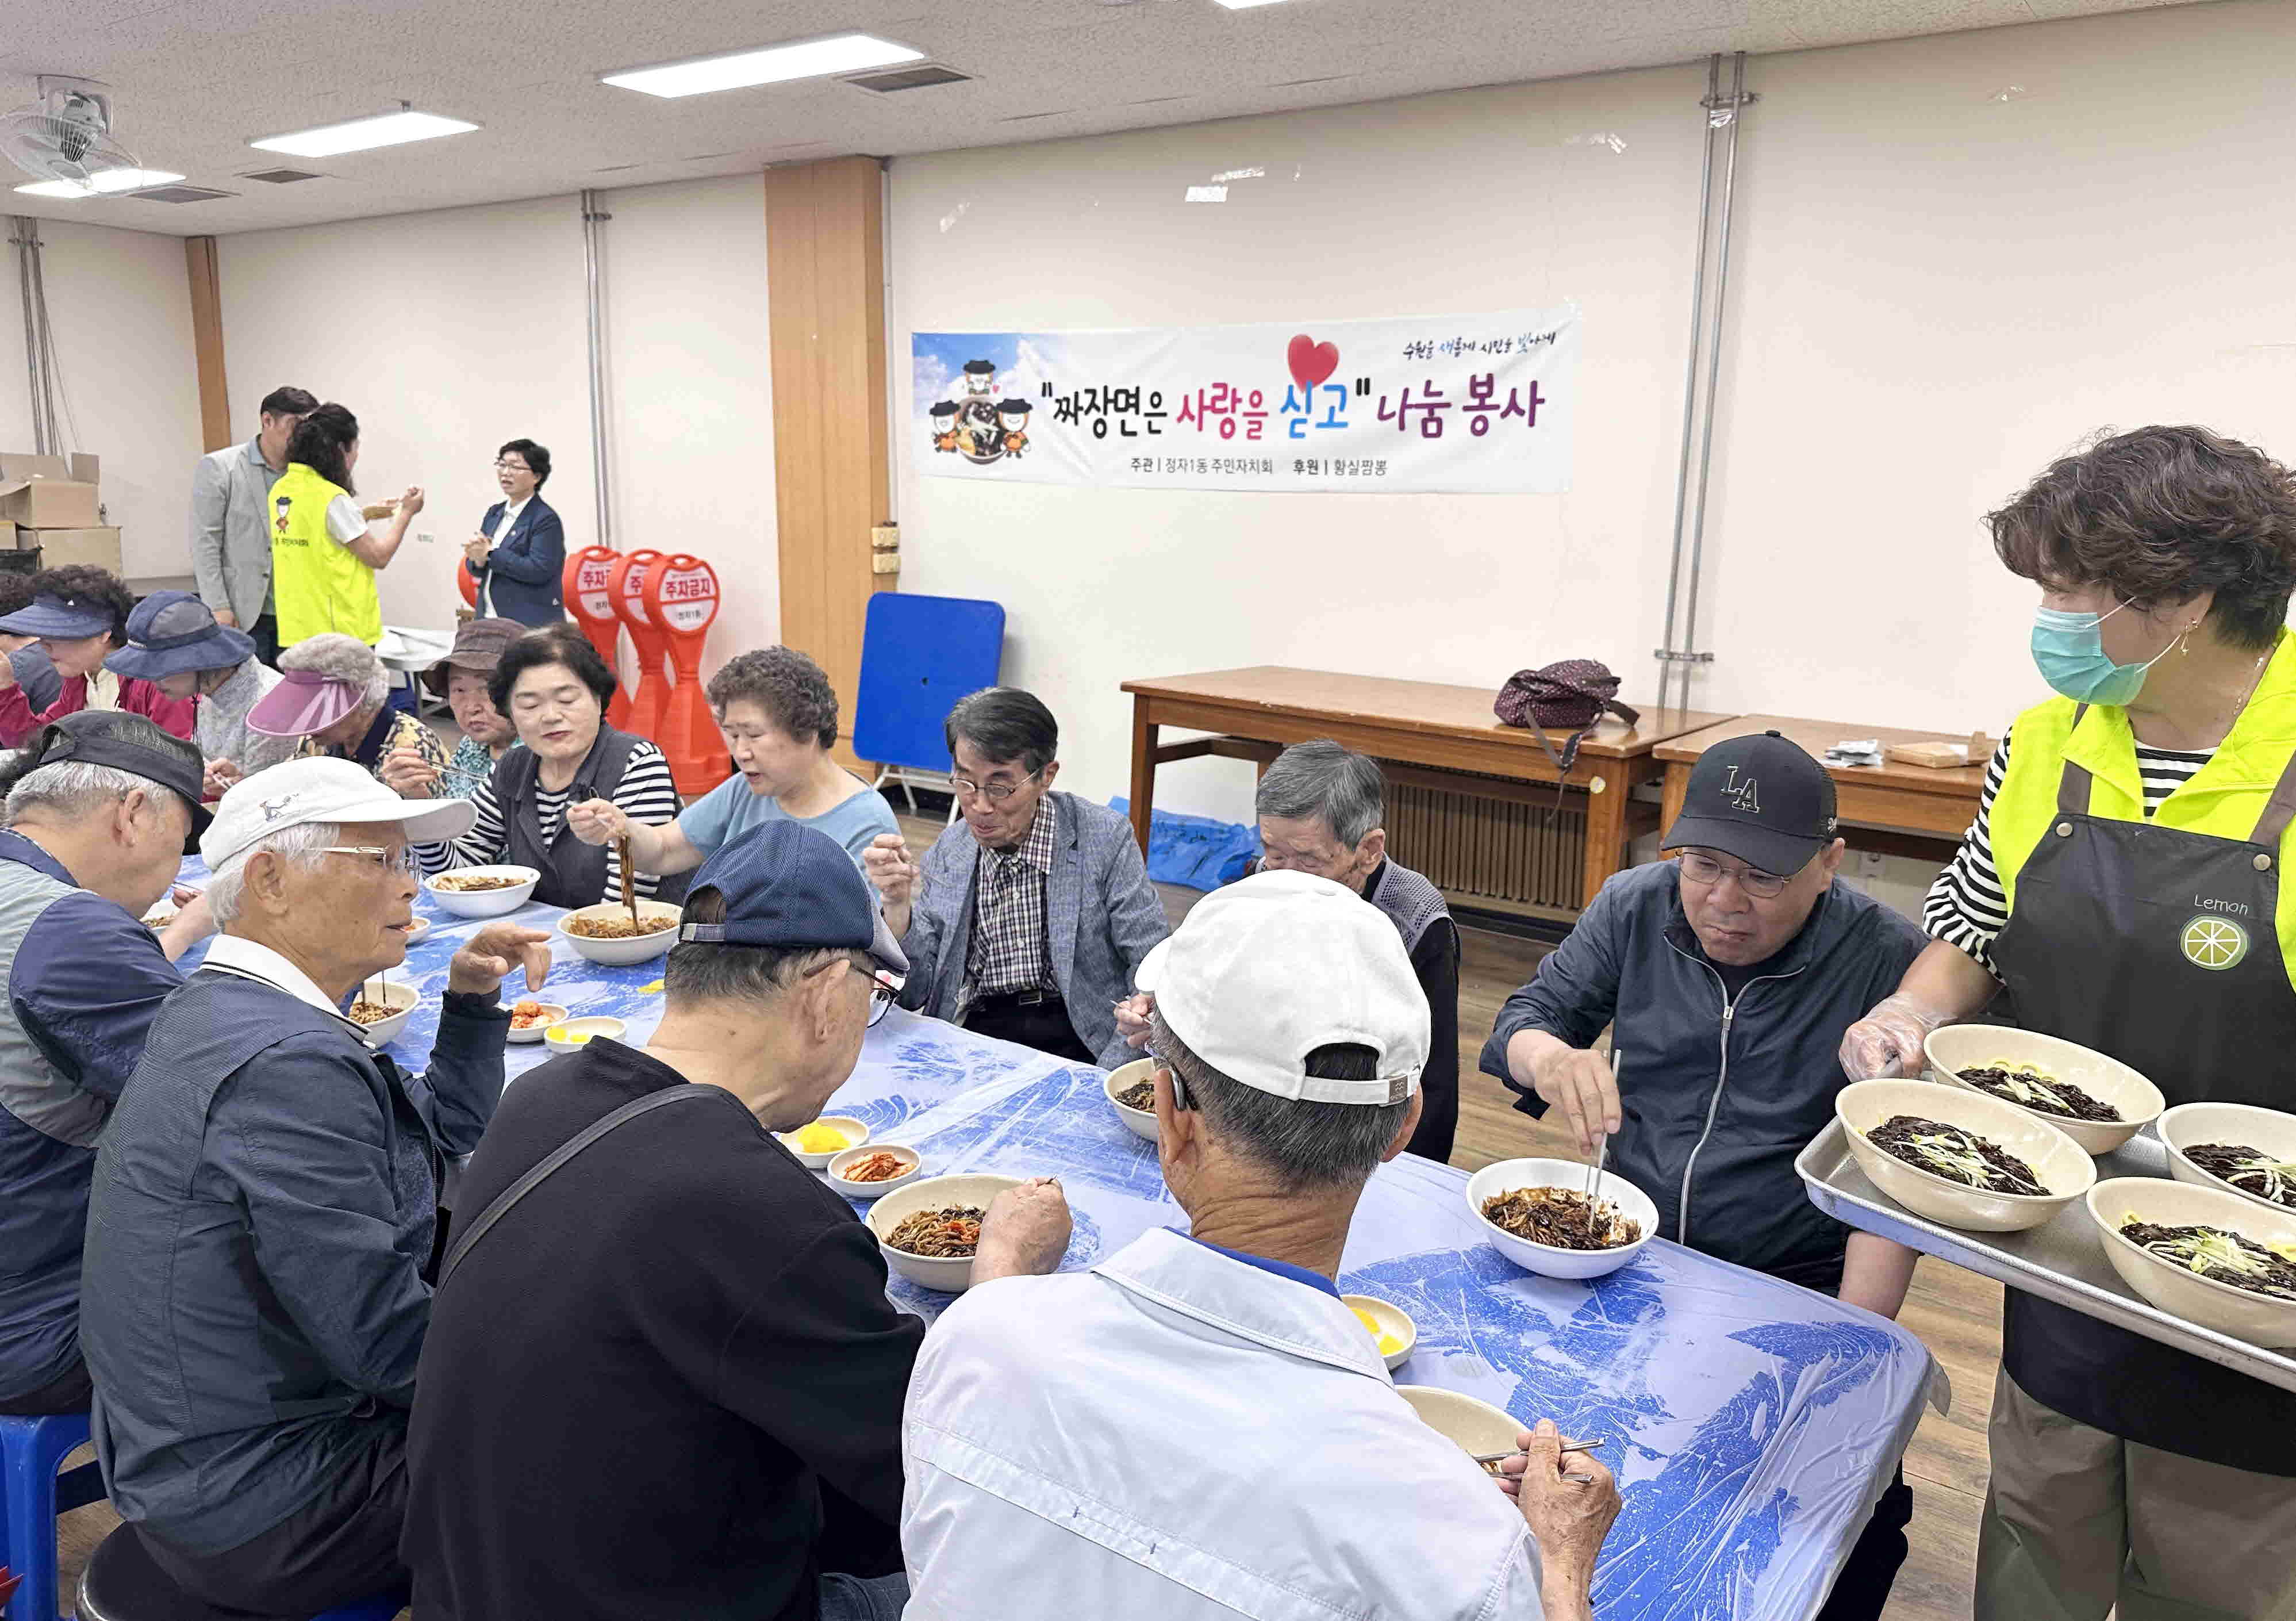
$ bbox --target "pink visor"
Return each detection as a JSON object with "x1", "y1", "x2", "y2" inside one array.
[{"x1": 247, "y1": 668, "x2": 366, "y2": 738}]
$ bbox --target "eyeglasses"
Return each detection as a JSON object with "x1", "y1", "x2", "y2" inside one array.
[
  {"x1": 326, "y1": 845, "x2": 418, "y2": 875},
  {"x1": 492, "y1": 459, "x2": 531, "y2": 473},
  {"x1": 951, "y1": 766, "x2": 1043, "y2": 803},
  {"x1": 1676, "y1": 849, "x2": 1791, "y2": 900},
  {"x1": 801, "y1": 955, "x2": 903, "y2": 1025}
]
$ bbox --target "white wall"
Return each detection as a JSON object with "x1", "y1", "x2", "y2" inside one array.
[
  {"x1": 217, "y1": 174, "x2": 775, "y2": 666},
  {"x1": 0, "y1": 217, "x2": 206, "y2": 585},
  {"x1": 889, "y1": 0, "x2": 2296, "y2": 841}
]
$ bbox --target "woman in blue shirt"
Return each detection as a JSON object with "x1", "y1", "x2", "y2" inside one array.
[{"x1": 570, "y1": 645, "x2": 896, "y2": 877}]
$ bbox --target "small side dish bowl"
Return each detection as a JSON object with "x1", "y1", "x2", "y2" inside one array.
[
  {"x1": 827, "y1": 1143, "x2": 923, "y2": 1199},
  {"x1": 402, "y1": 915, "x2": 432, "y2": 948},
  {"x1": 2160, "y1": 1101, "x2": 2296, "y2": 1217},
  {"x1": 1342, "y1": 1293, "x2": 1418, "y2": 1371},
  {"x1": 558, "y1": 900, "x2": 684, "y2": 966},
  {"x1": 505, "y1": 1002, "x2": 569, "y2": 1044},
  {"x1": 423, "y1": 865, "x2": 541, "y2": 918},
  {"x1": 1837, "y1": 1078, "x2": 2094, "y2": 1233},
  {"x1": 544, "y1": 1015, "x2": 627, "y2": 1051},
  {"x1": 866, "y1": 1172, "x2": 1026, "y2": 1292},
  {"x1": 1465, "y1": 1157, "x2": 1660, "y2": 1281},
  {"x1": 1395, "y1": 1385, "x2": 1520, "y2": 1468},
  {"x1": 346, "y1": 979, "x2": 420, "y2": 1046},
  {"x1": 2088, "y1": 1175, "x2": 2296, "y2": 1348},
  {"x1": 777, "y1": 1115, "x2": 869, "y2": 1170},
  {"x1": 1104, "y1": 1057, "x2": 1161, "y2": 1143},
  {"x1": 1926, "y1": 1025, "x2": 2162, "y2": 1155}
]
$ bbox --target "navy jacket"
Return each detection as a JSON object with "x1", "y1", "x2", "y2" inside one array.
[
  {"x1": 469, "y1": 496, "x2": 565, "y2": 626},
  {"x1": 1479, "y1": 861, "x2": 1925, "y2": 1287}
]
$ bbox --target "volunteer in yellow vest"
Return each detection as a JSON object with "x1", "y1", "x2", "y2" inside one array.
[
  {"x1": 268, "y1": 401, "x2": 423, "y2": 649},
  {"x1": 1841, "y1": 425, "x2": 2296, "y2": 1621}
]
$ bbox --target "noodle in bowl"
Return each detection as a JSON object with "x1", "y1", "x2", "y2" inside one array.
[
  {"x1": 558, "y1": 900, "x2": 684, "y2": 965},
  {"x1": 1464, "y1": 1159, "x2": 1659, "y2": 1281},
  {"x1": 866, "y1": 1172, "x2": 1027, "y2": 1293}
]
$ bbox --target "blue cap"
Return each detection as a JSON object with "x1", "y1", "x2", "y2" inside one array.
[
  {"x1": 105, "y1": 591, "x2": 255, "y2": 681},
  {"x1": 679, "y1": 820, "x2": 908, "y2": 978},
  {"x1": 0, "y1": 591, "x2": 114, "y2": 641}
]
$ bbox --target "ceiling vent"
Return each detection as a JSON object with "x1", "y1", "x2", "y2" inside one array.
[
  {"x1": 241, "y1": 166, "x2": 324, "y2": 184},
  {"x1": 125, "y1": 184, "x2": 236, "y2": 203},
  {"x1": 844, "y1": 64, "x2": 971, "y2": 93}
]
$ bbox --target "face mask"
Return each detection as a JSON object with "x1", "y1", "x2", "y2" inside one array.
[{"x1": 2030, "y1": 600, "x2": 2180, "y2": 706}]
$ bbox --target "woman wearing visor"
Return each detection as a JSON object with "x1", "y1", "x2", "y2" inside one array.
[{"x1": 1841, "y1": 426, "x2": 2296, "y2": 1621}]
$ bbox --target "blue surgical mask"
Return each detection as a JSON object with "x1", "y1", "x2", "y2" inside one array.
[{"x1": 2030, "y1": 600, "x2": 2180, "y2": 706}]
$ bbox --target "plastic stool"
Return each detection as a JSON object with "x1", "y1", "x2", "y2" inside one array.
[
  {"x1": 75, "y1": 1523, "x2": 406, "y2": 1620},
  {"x1": 2, "y1": 1410, "x2": 94, "y2": 1621}
]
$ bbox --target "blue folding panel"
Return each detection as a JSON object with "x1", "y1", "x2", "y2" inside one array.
[{"x1": 853, "y1": 593, "x2": 1005, "y2": 772}]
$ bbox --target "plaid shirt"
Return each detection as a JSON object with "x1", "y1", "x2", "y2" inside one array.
[{"x1": 962, "y1": 801, "x2": 1058, "y2": 1008}]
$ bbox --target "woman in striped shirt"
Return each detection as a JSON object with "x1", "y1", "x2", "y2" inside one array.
[{"x1": 413, "y1": 629, "x2": 679, "y2": 908}]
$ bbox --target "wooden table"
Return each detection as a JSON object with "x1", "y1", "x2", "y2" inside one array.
[
  {"x1": 1120, "y1": 667, "x2": 1735, "y2": 908},
  {"x1": 1654, "y1": 713, "x2": 1987, "y2": 857}
]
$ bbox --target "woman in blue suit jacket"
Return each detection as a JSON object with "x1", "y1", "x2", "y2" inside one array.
[{"x1": 462, "y1": 438, "x2": 565, "y2": 626}]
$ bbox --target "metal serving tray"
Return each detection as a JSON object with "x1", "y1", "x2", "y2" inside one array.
[{"x1": 1797, "y1": 1119, "x2": 2296, "y2": 1394}]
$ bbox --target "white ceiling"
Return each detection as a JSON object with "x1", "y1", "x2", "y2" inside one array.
[{"x1": 1, "y1": 0, "x2": 2202, "y2": 237}]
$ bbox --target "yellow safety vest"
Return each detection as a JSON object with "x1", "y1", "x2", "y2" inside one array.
[
  {"x1": 269, "y1": 462, "x2": 381, "y2": 647},
  {"x1": 1988, "y1": 627, "x2": 2296, "y2": 992}
]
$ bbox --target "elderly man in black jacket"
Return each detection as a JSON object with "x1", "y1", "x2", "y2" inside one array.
[
  {"x1": 1480, "y1": 731, "x2": 1925, "y2": 1621},
  {"x1": 81, "y1": 756, "x2": 550, "y2": 1618}
]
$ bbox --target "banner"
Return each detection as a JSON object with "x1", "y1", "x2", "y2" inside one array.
[{"x1": 911, "y1": 306, "x2": 1579, "y2": 495}]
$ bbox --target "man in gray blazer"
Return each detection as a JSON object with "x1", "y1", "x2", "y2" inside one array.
[
  {"x1": 189, "y1": 385, "x2": 317, "y2": 663},
  {"x1": 865, "y1": 688, "x2": 1167, "y2": 1067}
]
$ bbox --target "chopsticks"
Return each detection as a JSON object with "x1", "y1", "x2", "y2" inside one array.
[
  {"x1": 617, "y1": 833, "x2": 638, "y2": 928},
  {"x1": 1472, "y1": 1438, "x2": 1605, "y2": 1463},
  {"x1": 1583, "y1": 1050, "x2": 1615, "y2": 1241}
]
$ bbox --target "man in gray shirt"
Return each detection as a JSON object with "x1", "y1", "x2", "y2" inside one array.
[{"x1": 189, "y1": 385, "x2": 316, "y2": 663}]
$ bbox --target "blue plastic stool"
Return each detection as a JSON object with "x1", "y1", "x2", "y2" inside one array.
[
  {"x1": 2, "y1": 1409, "x2": 96, "y2": 1621},
  {"x1": 75, "y1": 1522, "x2": 407, "y2": 1619}
]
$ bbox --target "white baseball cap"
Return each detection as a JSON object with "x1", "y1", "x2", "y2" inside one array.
[
  {"x1": 1135, "y1": 868, "x2": 1429, "y2": 1106},
  {"x1": 202, "y1": 755, "x2": 477, "y2": 869}
]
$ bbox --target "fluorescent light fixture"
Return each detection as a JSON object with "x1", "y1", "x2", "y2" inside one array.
[
  {"x1": 14, "y1": 168, "x2": 185, "y2": 199},
  {"x1": 602, "y1": 33, "x2": 924, "y2": 98},
  {"x1": 1184, "y1": 184, "x2": 1228, "y2": 203},
  {"x1": 250, "y1": 110, "x2": 478, "y2": 158},
  {"x1": 1212, "y1": 0, "x2": 1293, "y2": 8}
]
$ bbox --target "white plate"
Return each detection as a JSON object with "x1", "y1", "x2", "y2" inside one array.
[
  {"x1": 558, "y1": 901, "x2": 682, "y2": 965},
  {"x1": 544, "y1": 1015, "x2": 627, "y2": 1051},
  {"x1": 1341, "y1": 1293, "x2": 1417, "y2": 1371},
  {"x1": 827, "y1": 1142, "x2": 924, "y2": 1199},
  {"x1": 1926, "y1": 1025, "x2": 2162, "y2": 1155},
  {"x1": 1395, "y1": 1385, "x2": 1519, "y2": 1465},
  {"x1": 424, "y1": 865, "x2": 541, "y2": 918},
  {"x1": 1836, "y1": 1078, "x2": 2093, "y2": 1233},
  {"x1": 1464, "y1": 1158, "x2": 1660, "y2": 1281},
  {"x1": 866, "y1": 1174, "x2": 1025, "y2": 1293},
  {"x1": 2159, "y1": 1101, "x2": 2296, "y2": 1218},
  {"x1": 1103, "y1": 1057, "x2": 1159, "y2": 1142},
  {"x1": 505, "y1": 1002, "x2": 568, "y2": 1044},
  {"x1": 2089, "y1": 1176, "x2": 2296, "y2": 1348},
  {"x1": 777, "y1": 1116, "x2": 868, "y2": 1170},
  {"x1": 346, "y1": 980, "x2": 420, "y2": 1046}
]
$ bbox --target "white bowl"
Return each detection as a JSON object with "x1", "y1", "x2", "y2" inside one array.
[
  {"x1": 544, "y1": 1015, "x2": 627, "y2": 1051},
  {"x1": 1395, "y1": 1385, "x2": 1519, "y2": 1465},
  {"x1": 2160, "y1": 1101, "x2": 2296, "y2": 1217},
  {"x1": 505, "y1": 1002, "x2": 569, "y2": 1044},
  {"x1": 1342, "y1": 1293, "x2": 1418, "y2": 1371},
  {"x1": 1465, "y1": 1158, "x2": 1660, "y2": 1281},
  {"x1": 346, "y1": 979, "x2": 419, "y2": 1046},
  {"x1": 777, "y1": 1116, "x2": 869, "y2": 1170},
  {"x1": 1837, "y1": 1078, "x2": 2094, "y2": 1233},
  {"x1": 866, "y1": 1173, "x2": 1025, "y2": 1293},
  {"x1": 2088, "y1": 1176, "x2": 2296, "y2": 1348},
  {"x1": 1104, "y1": 1057, "x2": 1160, "y2": 1143},
  {"x1": 827, "y1": 1142, "x2": 924, "y2": 1199},
  {"x1": 424, "y1": 865, "x2": 541, "y2": 918},
  {"x1": 558, "y1": 901, "x2": 682, "y2": 966},
  {"x1": 403, "y1": 916, "x2": 432, "y2": 948},
  {"x1": 1926, "y1": 1025, "x2": 2163, "y2": 1154}
]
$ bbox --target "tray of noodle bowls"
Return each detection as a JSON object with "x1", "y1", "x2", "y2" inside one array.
[
  {"x1": 1924, "y1": 1025, "x2": 2164, "y2": 1155},
  {"x1": 866, "y1": 1173, "x2": 1026, "y2": 1292},
  {"x1": 1802, "y1": 1079, "x2": 2296, "y2": 1393}
]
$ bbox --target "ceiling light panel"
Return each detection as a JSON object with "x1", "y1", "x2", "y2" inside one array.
[
  {"x1": 250, "y1": 110, "x2": 478, "y2": 158},
  {"x1": 602, "y1": 33, "x2": 924, "y2": 98},
  {"x1": 14, "y1": 168, "x2": 185, "y2": 199},
  {"x1": 1212, "y1": 0, "x2": 1294, "y2": 8}
]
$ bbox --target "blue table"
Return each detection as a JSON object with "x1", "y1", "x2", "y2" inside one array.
[{"x1": 236, "y1": 881, "x2": 1944, "y2": 1621}]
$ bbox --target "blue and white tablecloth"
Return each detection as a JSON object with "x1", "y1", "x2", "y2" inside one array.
[{"x1": 186, "y1": 877, "x2": 1944, "y2": 1621}]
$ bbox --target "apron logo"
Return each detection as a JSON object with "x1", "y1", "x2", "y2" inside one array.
[{"x1": 2180, "y1": 914, "x2": 2249, "y2": 972}]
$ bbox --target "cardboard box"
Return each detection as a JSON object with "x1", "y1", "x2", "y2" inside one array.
[
  {"x1": 31, "y1": 527, "x2": 121, "y2": 574},
  {"x1": 0, "y1": 519, "x2": 14, "y2": 550},
  {"x1": 0, "y1": 479, "x2": 99, "y2": 530},
  {"x1": 0, "y1": 453, "x2": 98, "y2": 485}
]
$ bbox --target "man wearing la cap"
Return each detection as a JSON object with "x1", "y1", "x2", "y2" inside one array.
[
  {"x1": 1480, "y1": 731, "x2": 1925, "y2": 1621},
  {"x1": 903, "y1": 869, "x2": 1622, "y2": 1620},
  {"x1": 105, "y1": 588, "x2": 299, "y2": 799},
  {"x1": 401, "y1": 821, "x2": 1070, "y2": 1621},
  {"x1": 0, "y1": 712, "x2": 212, "y2": 1418},
  {"x1": 80, "y1": 756, "x2": 551, "y2": 1616}
]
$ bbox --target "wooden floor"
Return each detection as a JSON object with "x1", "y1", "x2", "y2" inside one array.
[{"x1": 44, "y1": 832, "x2": 1998, "y2": 1620}]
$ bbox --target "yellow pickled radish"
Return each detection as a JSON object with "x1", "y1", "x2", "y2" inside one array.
[
  {"x1": 1352, "y1": 1305, "x2": 1404, "y2": 1357},
  {"x1": 789, "y1": 1122, "x2": 853, "y2": 1154}
]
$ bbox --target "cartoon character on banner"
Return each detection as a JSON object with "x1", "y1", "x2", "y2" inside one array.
[{"x1": 930, "y1": 358, "x2": 1015, "y2": 466}]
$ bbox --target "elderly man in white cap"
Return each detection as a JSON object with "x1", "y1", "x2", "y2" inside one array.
[
  {"x1": 79, "y1": 757, "x2": 551, "y2": 1618},
  {"x1": 900, "y1": 869, "x2": 1622, "y2": 1620}
]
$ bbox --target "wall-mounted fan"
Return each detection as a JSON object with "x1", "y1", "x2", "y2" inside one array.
[{"x1": 0, "y1": 78, "x2": 143, "y2": 191}]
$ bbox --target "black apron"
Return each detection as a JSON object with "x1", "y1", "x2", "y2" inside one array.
[
  {"x1": 1990, "y1": 730, "x2": 2296, "y2": 1476},
  {"x1": 492, "y1": 726, "x2": 688, "y2": 911}
]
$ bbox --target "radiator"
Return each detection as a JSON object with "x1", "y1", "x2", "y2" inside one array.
[{"x1": 1386, "y1": 776, "x2": 1586, "y2": 919}]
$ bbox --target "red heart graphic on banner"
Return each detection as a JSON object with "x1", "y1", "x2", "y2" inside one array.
[{"x1": 1287, "y1": 334, "x2": 1339, "y2": 389}]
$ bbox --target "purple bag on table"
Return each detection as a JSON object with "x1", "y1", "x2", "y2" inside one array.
[{"x1": 1493, "y1": 660, "x2": 1641, "y2": 781}]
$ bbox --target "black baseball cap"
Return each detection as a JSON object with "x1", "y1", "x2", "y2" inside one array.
[
  {"x1": 679, "y1": 820, "x2": 907, "y2": 978},
  {"x1": 1661, "y1": 730, "x2": 1837, "y2": 877},
  {"x1": 20, "y1": 710, "x2": 212, "y2": 836}
]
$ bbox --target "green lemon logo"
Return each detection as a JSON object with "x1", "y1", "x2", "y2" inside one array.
[{"x1": 2181, "y1": 915, "x2": 2249, "y2": 972}]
